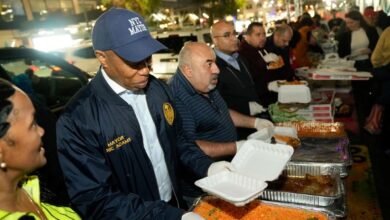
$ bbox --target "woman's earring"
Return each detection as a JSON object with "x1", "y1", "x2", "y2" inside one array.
[{"x1": 0, "y1": 153, "x2": 6, "y2": 169}]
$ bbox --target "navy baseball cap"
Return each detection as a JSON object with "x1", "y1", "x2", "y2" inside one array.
[{"x1": 92, "y1": 8, "x2": 167, "y2": 62}]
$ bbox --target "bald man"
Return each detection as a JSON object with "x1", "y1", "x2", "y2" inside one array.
[
  {"x1": 263, "y1": 24, "x2": 296, "y2": 104},
  {"x1": 168, "y1": 42, "x2": 273, "y2": 206}
]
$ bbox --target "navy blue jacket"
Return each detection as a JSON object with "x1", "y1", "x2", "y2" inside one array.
[{"x1": 56, "y1": 71, "x2": 213, "y2": 219}]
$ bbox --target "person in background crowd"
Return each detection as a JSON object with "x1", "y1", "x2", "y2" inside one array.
[
  {"x1": 292, "y1": 15, "x2": 315, "y2": 68},
  {"x1": 338, "y1": 10, "x2": 379, "y2": 135},
  {"x1": 328, "y1": 9, "x2": 343, "y2": 33},
  {"x1": 168, "y1": 41, "x2": 273, "y2": 207},
  {"x1": 364, "y1": 26, "x2": 390, "y2": 135},
  {"x1": 210, "y1": 20, "x2": 273, "y2": 139},
  {"x1": 0, "y1": 79, "x2": 80, "y2": 220},
  {"x1": 312, "y1": 13, "x2": 329, "y2": 32},
  {"x1": 56, "y1": 8, "x2": 229, "y2": 220},
  {"x1": 238, "y1": 22, "x2": 271, "y2": 107},
  {"x1": 363, "y1": 6, "x2": 382, "y2": 35},
  {"x1": 263, "y1": 24, "x2": 296, "y2": 103}
]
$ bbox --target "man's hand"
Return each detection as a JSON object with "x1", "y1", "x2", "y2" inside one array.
[
  {"x1": 182, "y1": 212, "x2": 205, "y2": 220},
  {"x1": 207, "y1": 161, "x2": 233, "y2": 176},
  {"x1": 249, "y1": 102, "x2": 266, "y2": 116},
  {"x1": 247, "y1": 128, "x2": 273, "y2": 142},
  {"x1": 262, "y1": 53, "x2": 279, "y2": 63},
  {"x1": 254, "y1": 118, "x2": 274, "y2": 131}
]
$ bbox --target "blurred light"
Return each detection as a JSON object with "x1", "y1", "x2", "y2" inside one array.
[
  {"x1": 225, "y1": 15, "x2": 234, "y2": 21},
  {"x1": 202, "y1": 13, "x2": 209, "y2": 19},
  {"x1": 32, "y1": 34, "x2": 74, "y2": 52}
]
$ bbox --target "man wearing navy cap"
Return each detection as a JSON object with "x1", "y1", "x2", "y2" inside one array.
[{"x1": 56, "y1": 8, "x2": 224, "y2": 219}]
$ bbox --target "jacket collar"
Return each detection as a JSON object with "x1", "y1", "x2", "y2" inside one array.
[{"x1": 90, "y1": 69, "x2": 155, "y2": 105}]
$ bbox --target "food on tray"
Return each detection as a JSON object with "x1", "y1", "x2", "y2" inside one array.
[
  {"x1": 193, "y1": 196, "x2": 328, "y2": 220},
  {"x1": 267, "y1": 174, "x2": 337, "y2": 196},
  {"x1": 273, "y1": 134, "x2": 301, "y2": 149},
  {"x1": 277, "y1": 80, "x2": 307, "y2": 86},
  {"x1": 276, "y1": 121, "x2": 346, "y2": 138}
]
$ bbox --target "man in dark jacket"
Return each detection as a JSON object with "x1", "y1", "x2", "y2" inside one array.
[
  {"x1": 56, "y1": 8, "x2": 227, "y2": 220},
  {"x1": 238, "y1": 22, "x2": 271, "y2": 106},
  {"x1": 263, "y1": 24, "x2": 296, "y2": 104},
  {"x1": 211, "y1": 20, "x2": 273, "y2": 139}
]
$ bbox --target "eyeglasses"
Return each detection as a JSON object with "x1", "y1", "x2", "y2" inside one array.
[{"x1": 213, "y1": 31, "x2": 238, "y2": 39}]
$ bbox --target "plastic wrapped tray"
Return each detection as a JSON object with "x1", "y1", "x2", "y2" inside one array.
[
  {"x1": 260, "y1": 163, "x2": 344, "y2": 206},
  {"x1": 275, "y1": 121, "x2": 346, "y2": 138}
]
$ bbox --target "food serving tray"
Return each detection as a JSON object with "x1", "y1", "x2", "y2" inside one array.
[
  {"x1": 260, "y1": 163, "x2": 344, "y2": 206},
  {"x1": 191, "y1": 195, "x2": 337, "y2": 220},
  {"x1": 275, "y1": 122, "x2": 352, "y2": 177},
  {"x1": 275, "y1": 121, "x2": 347, "y2": 138}
]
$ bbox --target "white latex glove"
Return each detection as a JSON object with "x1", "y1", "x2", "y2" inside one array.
[
  {"x1": 247, "y1": 127, "x2": 273, "y2": 143},
  {"x1": 267, "y1": 80, "x2": 281, "y2": 92},
  {"x1": 235, "y1": 140, "x2": 246, "y2": 152},
  {"x1": 249, "y1": 101, "x2": 266, "y2": 116},
  {"x1": 182, "y1": 212, "x2": 205, "y2": 220},
  {"x1": 262, "y1": 53, "x2": 279, "y2": 63},
  {"x1": 254, "y1": 118, "x2": 274, "y2": 131},
  {"x1": 207, "y1": 161, "x2": 234, "y2": 176}
]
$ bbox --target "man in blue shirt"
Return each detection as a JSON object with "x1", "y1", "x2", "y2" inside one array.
[{"x1": 169, "y1": 42, "x2": 274, "y2": 206}]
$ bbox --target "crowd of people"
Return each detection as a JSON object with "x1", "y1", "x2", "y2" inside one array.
[{"x1": 1, "y1": 5, "x2": 390, "y2": 220}]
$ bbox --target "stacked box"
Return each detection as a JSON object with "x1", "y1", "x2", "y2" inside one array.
[{"x1": 296, "y1": 89, "x2": 335, "y2": 122}]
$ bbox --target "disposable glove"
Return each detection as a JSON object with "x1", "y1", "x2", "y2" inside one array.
[
  {"x1": 267, "y1": 80, "x2": 281, "y2": 92},
  {"x1": 207, "y1": 161, "x2": 234, "y2": 176},
  {"x1": 262, "y1": 52, "x2": 279, "y2": 63},
  {"x1": 247, "y1": 128, "x2": 273, "y2": 143},
  {"x1": 235, "y1": 140, "x2": 246, "y2": 152},
  {"x1": 254, "y1": 118, "x2": 274, "y2": 131},
  {"x1": 182, "y1": 212, "x2": 205, "y2": 220},
  {"x1": 249, "y1": 101, "x2": 266, "y2": 116}
]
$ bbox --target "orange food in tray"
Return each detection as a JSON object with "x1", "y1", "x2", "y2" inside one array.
[{"x1": 193, "y1": 196, "x2": 329, "y2": 220}]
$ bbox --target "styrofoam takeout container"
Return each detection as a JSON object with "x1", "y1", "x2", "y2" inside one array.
[
  {"x1": 278, "y1": 85, "x2": 311, "y2": 104},
  {"x1": 195, "y1": 140, "x2": 294, "y2": 206},
  {"x1": 247, "y1": 127, "x2": 273, "y2": 143}
]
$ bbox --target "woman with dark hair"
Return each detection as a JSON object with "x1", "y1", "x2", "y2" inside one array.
[
  {"x1": 337, "y1": 10, "x2": 379, "y2": 70},
  {"x1": 0, "y1": 79, "x2": 80, "y2": 219},
  {"x1": 337, "y1": 10, "x2": 379, "y2": 132}
]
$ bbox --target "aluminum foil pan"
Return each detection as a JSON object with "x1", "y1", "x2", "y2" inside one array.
[
  {"x1": 260, "y1": 164, "x2": 344, "y2": 206},
  {"x1": 191, "y1": 195, "x2": 337, "y2": 220},
  {"x1": 288, "y1": 137, "x2": 352, "y2": 177}
]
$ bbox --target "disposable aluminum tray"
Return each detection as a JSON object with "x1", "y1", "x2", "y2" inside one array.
[
  {"x1": 260, "y1": 164, "x2": 344, "y2": 206},
  {"x1": 275, "y1": 122, "x2": 352, "y2": 177},
  {"x1": 289, "y1": 137, "x2": 352, "y2": 177},
  {"x1": 191, "y1": 195, "x2": 338, "y2": 220}
]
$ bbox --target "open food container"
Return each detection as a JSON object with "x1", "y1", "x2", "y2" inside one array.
[{"x1": 195, "y1": 140, "x2": 294, "y2": 206}]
